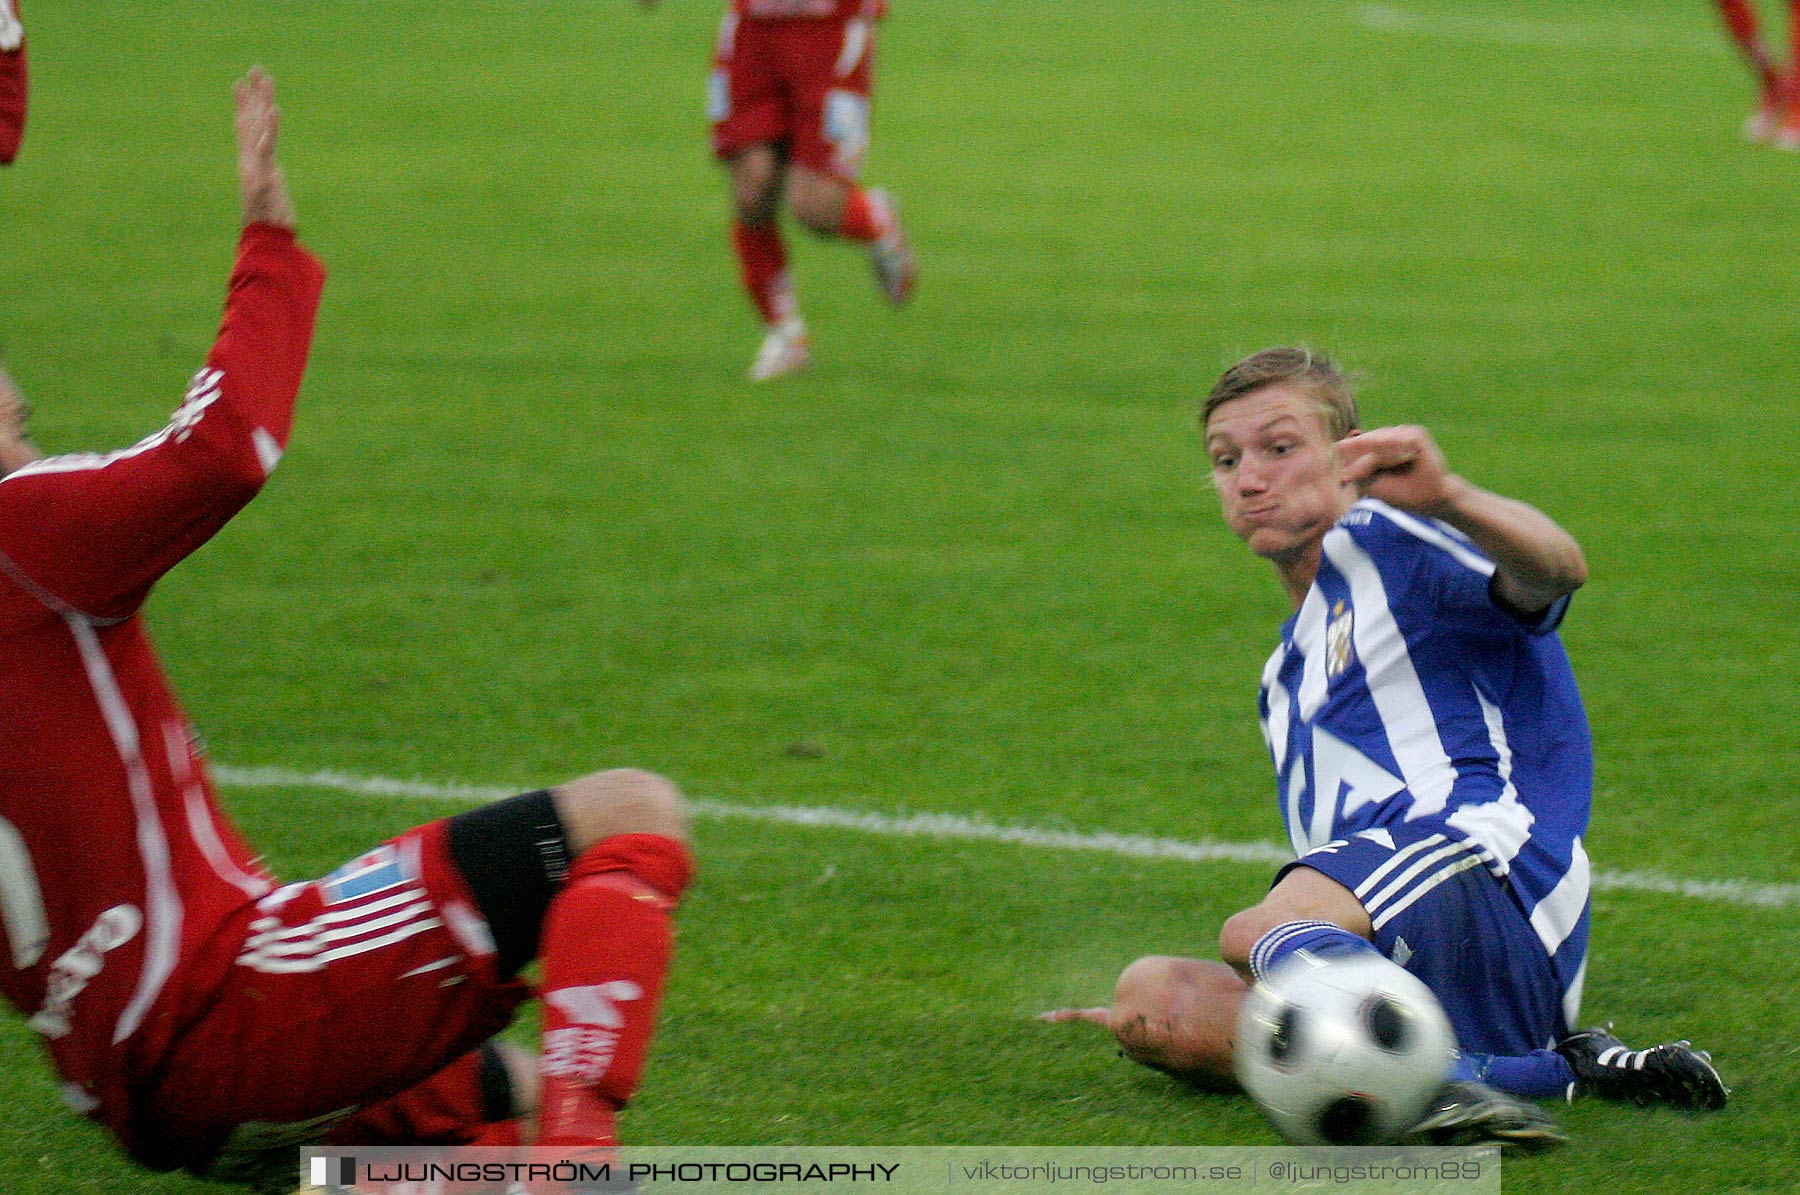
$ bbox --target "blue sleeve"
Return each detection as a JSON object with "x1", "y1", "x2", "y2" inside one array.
[{"x1": 1360, "y1": 510, "x2": 1568, "y2": 638}]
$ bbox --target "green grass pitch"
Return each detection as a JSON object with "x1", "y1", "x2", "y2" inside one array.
[{"x1": 3, "y1": 1, "x2": 1799, "y2": 1191}]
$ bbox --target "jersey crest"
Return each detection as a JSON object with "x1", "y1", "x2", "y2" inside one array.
[
  {"x1": 320, "y1": 844, "x2": 416, "y2": 905},
  {"x1": 1325, "y1": 599, "x2": 1354, "y2": 679}
]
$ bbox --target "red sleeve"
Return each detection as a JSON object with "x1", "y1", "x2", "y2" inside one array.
[
  {"x1": 0, "y1": 223, "x2": 326, "y2": 619},
  {"x1": 0, "y1": 0, "x2": 25, "y2": 166}
]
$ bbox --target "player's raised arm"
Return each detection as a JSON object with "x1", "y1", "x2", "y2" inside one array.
[
  {"x1": 1337, "y1": 425, "x2": 1588, "y2": 615},
  {"x1": 0, "y1": 70, "x2": 325, "y2": 621}
]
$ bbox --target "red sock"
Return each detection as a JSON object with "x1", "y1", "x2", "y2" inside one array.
[
  {"x1": 731, "y1": 220, "x2": 796, "y2": 326},
  {"x1": 838, "y1": 186, "x2": 893, "y2": 244},
  {"x1": 1717, "y1": 0, "x2": 1781, "y2": 90},
  {"x1": 1788, "y1": 0, "x2": 1800, "y2": 102},
  {"x1": 535, "y1": 834, "x2": 693, "y2": 1147}
]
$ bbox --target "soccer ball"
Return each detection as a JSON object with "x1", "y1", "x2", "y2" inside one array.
[{"x1": 1234, "y1": 952, "x2": 1457, "y2": 1145}]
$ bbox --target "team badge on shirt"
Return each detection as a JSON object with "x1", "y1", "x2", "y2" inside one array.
[
  {"x1": 320, "y1": 844, "x2": 416, "y2": 904},
  {"x1": 1326, "y1": 599, "x2": 1355, "y2": 679}
]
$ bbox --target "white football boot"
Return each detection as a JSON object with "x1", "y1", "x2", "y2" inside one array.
[
  {"x1": 747, "y1": 316, "x2": 811, "y2": 382},
  {"x1": 864, "y1": 188, "x2": 916, "y2": 307}
]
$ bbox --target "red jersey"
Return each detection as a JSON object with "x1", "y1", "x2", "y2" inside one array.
[
  {"x1": 0, "y1": 0, "x2": 25, "y2": 164},
  {"x1": 0, "y1": 223, "x2": 325, "y2": 1131},
  {"x1": 733, "y1": 0, "x2": 883, "y2": 20}
]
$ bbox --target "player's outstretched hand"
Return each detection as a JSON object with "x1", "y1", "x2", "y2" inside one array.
[
  {"x1": 1336, "y1": 425, "x2": 1470, "y2": 517},
  {"x1": 1037, "y1": 1006, "x2": 1111, "y2": 1025},
  {"x1": 234, "y1": 66, "x2": 296, "y2": 230}
]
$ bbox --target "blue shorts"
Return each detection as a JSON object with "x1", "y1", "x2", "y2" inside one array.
[{"x1": 1279, "y1": 823, "x2": 1569, "y2": 1056}]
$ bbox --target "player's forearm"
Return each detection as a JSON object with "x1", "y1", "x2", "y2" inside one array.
[
  {"x1": 214, "y1": 71, "x2": 318, "y2": 464},
  {"x1": 241, "y1": 168, "x2": 295, "y2": 228},
  {"x1": 1432, "y1": 480, "x2": 1588, "y2": 612},
  {"x1": 201, "y1": 223, "x2": 326, "y2": 472}
]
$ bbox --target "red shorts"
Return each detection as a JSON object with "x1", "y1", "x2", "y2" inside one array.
[
  {"x1": 125, "y1": 820, "x2": 530, "y2": 1172},
  {"x1": 709, "y1": 11, "x2": 877, "y2": 179}
]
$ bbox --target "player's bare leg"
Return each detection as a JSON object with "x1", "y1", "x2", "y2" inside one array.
[
  {"x1": 551, "y1": 767, "x2": 691, "y2": 858},
  {"x1": 727, "y1": 144, "x2": 809, "y2": 381},
  {"x1": 533, "y1": 770, "x2": 693, "y2": 1149},
  {"x1": 786, "y1": 164, "x2": 914, "y2": 307},
  {"x1": 1041, "y1": 870, "x2": 1370, "y2": 1090},
  {"x1": 1217, "y1": 866, "x2": 1374, "y2": 981}
]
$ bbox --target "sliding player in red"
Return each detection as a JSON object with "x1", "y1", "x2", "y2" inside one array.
[
  {"x1": 1713, "y1": 0, "x2": 1800, "y2": 145},
  {"x1": 0, "y1": 70, "x2": 692, "y2": 1189},
  {"x1": 644, "y1": 0, "x2": 915, "y2": 380},
  {"x1": 0, "y1": 0, "x2": 25, "y2": 164}
]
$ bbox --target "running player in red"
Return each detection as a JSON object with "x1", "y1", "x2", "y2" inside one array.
[
  {"x1": 644, "y1": 0, "x2": 916, "y2": 380},
  {"x1": 0, "y1": 70, "x2": 693, "y2": 1189},
  {"x1": 1713, "y1": 0, "x2": 1800, "y2": 146},
  {"x1": 0, "y1": 0, "x2": 25, "y2": 164}
]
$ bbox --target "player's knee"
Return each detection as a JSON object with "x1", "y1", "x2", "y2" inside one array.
[
  {"x1": 781, "y1": 169, "x2": 844, "y2": 235},
  {"x1": 1221, "y1": 868, "x2": 1373, "y2": 969},
  {"x1": 1218, "y1": 908, "x2": 1269, "y2": 971},
  {"x1": 790, "y1": 194, "x2": 844, "y2": 236},
  {"x1": 733, "y1": 187, "x2": 778, "y2": 225},
  {"x1": 728, "y1": 150, "x2": 782, "y2": 223},
  {"x1": 787, "y1": 193, "x2": 837, "y2": 235},
  {"x1": 553, "y1": 768, "x2": 690, "y2": 854}
]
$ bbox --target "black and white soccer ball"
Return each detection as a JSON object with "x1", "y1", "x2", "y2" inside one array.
[{"x1": 1234, "y1": 952, "x2": 1457, "y2": 1145}]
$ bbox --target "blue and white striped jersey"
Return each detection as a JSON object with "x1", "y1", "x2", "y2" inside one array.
[{"x1": 1258, "y1": 498, "x2": 1592, "y2": 1007}]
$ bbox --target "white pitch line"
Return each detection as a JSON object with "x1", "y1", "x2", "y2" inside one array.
[
  {"x1": 212, "y1": 764, "x2": 1800, "y2": 911},
  {"x1": 1352, "y1": 3, "x2": 1724, "y2": 54},
  {"x1": 692, "y1": 800, "x2": 1293, "y2": 867}
]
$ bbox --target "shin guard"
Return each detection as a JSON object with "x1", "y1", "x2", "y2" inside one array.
[{"x1": 536, "y1": 834, "x2": 692, "y2": 1146}]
